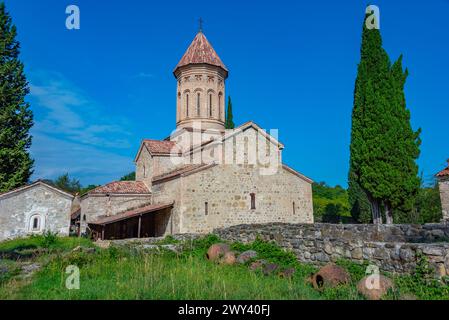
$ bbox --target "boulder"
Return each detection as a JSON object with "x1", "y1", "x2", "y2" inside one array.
[
  {"x1": 95, "y1": 240, "x2": 111, "y2": 249},
  {"x1": 206, "y1": 243, "x2": 230, "y2": 261},
  {"x1": 236, "y1": 250, "x2": 257, "y2": 264},
  {"x1": 262, "y1": 263, "x2": 279, "y2": 276},
  {"x1": 357, "y1": 275, "x2": 394, "y2": 300},
  {"x1": 72, "y1": 246, "x2": 96, "y2": 254},
  {"x1": 311, "y1": 263, "x2": 350, "y2": 290},
  {"x1": 399, "y1": 293, "x2": 418, "y2": 300},
  {"x1": 279, "y1": 267, "x2": 295, "y2": 279},
  {"x1": 21, "y1": 263, "x2": 41, "y2": 278},
  {"x1": 249, "y1": 259, "x2": 267, "y2": 271},
  {"x1": 0, "y1": 265, "x2": 9, "y2": 275}
]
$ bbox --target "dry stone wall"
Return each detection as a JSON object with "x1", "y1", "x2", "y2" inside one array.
[{"x1": 214, "y1": 223, "x2": 449, "y2": 276}]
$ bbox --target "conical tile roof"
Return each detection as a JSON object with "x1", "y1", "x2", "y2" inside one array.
[{"x1": 174, "y1": 32, "x2": 227, "y2": 73}]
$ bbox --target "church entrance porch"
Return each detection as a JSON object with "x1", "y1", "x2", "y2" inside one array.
[{"x1": 88, "y1": 202, "x2": 174, "y2": 240}]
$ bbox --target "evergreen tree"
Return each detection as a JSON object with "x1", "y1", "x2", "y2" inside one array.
[
  {"x1": 348, "y1": 14, "x2": 389, "y2": 224},
  {"x1": 348, "y1": 13, "x2": 421, "y2": 224},
  {"x1": 382, "y1": 56, "x2": 421, "y2": 223},
  {"x1": 53, "y1": 173, "x2": 81, "y2": 194},
  {"x1": 120, "y1": 171, "x2": 136, "y2": 181},
  {"x1": 0, "y1": 3, "x2": 34, "y2": 192},
  {"x1": 225, "y1": 96, "x2": 234, "y2": 129}
]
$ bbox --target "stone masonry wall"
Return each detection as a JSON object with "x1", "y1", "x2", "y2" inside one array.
[
  {"x1": 0, "y1": 184, "x2": 72, "y2": 240},
  {"x1": 177, "y1": 164, "x2": 313, "y2": 234},
  {"x1": 439, "y1": 178, "x2": 449, "y2": 221},
  {"x1": 214, "y1": 223, "x2": 449, "y2": 276}
]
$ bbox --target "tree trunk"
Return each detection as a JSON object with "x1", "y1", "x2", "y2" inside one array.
[
  {"x1": 368, "y1": 194, "x2": 382, "y2": 224},
  {"x1": 384, "y1": 202, "x2": 393, "y2": 225}
]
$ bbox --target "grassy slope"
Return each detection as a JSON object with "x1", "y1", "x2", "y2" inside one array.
[{"x1": 0, "y1": 235, "x2": 448, "y2": 300}]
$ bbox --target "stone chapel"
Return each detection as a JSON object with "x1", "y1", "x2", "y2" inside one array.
[{"x1": 80, "y1": 30, "x2": 314, "y2": 240}]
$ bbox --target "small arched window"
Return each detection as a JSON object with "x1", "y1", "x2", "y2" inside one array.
[
  {"x1": 205, "y1": 202, "x2": 208, "y2": 216},
  {"x1": 218, "y1": 92, "x2": 223, "y2": 120},
  {"x1": 293, "y1": 202, "x2": 296, "y2": 215},
  {"x1": 197, "y1": 92, "x2": 201, "y2": 116},
  {"x1": 186, "y1": 94, "x2": 189, "y2": 117},
  {"x1": 29, "y1": 215, "x2": 41, "y2": 232},
  {"x1": 83, "y1": 215, "x2": 87, "y2": 221},
  {"x1": 209, "y1": 94, "x2": 213, "y2": 117},
  {"x1": 250, "y1": 193, "x2": 256, "y2": 210}
]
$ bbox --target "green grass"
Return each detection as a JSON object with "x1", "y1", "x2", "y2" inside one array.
[
  {"x1": 0, "y1": 234, "x2": 93, "y2": 253},
  {"x1": 0, "y1": 234, "x2": 448, "y2": 300},
  {"x1": 4, "y1": 250, "x2": 325, "y2": 300}
]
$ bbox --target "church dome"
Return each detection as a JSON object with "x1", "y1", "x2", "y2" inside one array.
[{"x1": 174, "y1": 31, "x2": 228, "y2": 76}]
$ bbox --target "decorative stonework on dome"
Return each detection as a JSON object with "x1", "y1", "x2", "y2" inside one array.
[{"x1": 174, "y1": 32, "x2": 228, "y2": 74}]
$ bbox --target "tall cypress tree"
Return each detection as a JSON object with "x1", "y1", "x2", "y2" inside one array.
[
  {"x1": 225, "y1": 96, "x2": 234, "y2": 129},
  {"x1": 0, "y1": 2, "x2": 34, "y2": 192},
  {"x1": 349, "y1": 12, "x2": 421, "y2": 224},
  {"x1": 383, "y1": 56, "x2": 421, "y2": 223},
  {"x1": 348, "y1": 14, "x2": 390, "y2": 224}
]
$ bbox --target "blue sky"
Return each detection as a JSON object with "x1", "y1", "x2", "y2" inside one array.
[{"x1": 4, "y1": 0, "x2": 449, "y2": 187}]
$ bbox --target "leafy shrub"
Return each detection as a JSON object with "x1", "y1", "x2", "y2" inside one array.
[
  {"x1": 335, "y1": 259, "x2": 369, "y2": 282},
  {"x1": 39, "y1": 231, "x2": 58, "y2": 248},
  {"x1": 392, "y1": 252, "x2": 449, "y2": 300},
  {"x1": 154, "y1": 235, "x2": 180, "y2": 245},
  {"x1": 231, "y1": 236, "x2": 298, "y2": 268}
]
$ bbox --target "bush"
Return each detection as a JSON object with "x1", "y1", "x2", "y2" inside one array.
[{"x1": 39, "y1": 231, "x2": 58, "y2": 248}]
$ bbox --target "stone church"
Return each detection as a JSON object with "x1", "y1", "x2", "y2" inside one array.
[{"x1": 81, "y1": 30, "x2": 314, "y2": 240}]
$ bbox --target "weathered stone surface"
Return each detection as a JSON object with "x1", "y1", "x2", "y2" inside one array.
[
  {"x1": 72, "y1": 246, "x2": 96, "y2": 254},
  {"x1": 438, "y1": 177, "x2": 449, "y2": 221},
  {"x1": 279, "y1": 267, "x2": 295, "y2": 279},
  {"x1": 262, "y1": 263, "x2": 279, "y2": 276},
  {"x1": 351, "y1": 248, "x2": 363, "y2": 260},
  {"x1": 236, "y1": 250, "x2": 257, "y2": 264},
  {"x1": 357, "y1": 275, "x2": 394, "y2": 300},
  {"x1": 214, "y1": 223, "x2": 449, "y2": 275},
  {"x1": 21, "y1": 263, "x2": 41, "y2": 278},
  {"x1": 399, "y1": 293, "x2": 418, "y2": 300},
  {"x1": 0, "y1": 182, "x2": 72, "y2": 241},
  {"x1": 249, "y1": 259, "x2": 267, "y2": 271}
]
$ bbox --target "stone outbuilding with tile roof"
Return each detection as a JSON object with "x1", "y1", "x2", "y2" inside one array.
[
  {"x1": 437, "y1": 159, "x2": 449, "y2": 221},
  {"x1": 0, "y1": 181, "x2": 74, "y2": 241},
  {"x1": 81, "y1": 30, "x2": 314, "y2": 239}
]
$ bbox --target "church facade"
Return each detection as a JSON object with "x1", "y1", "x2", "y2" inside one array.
[{"x1": 82, "y1": 31, "x2": 314, "y2": 240}]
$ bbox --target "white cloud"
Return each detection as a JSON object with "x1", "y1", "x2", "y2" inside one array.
[
  {"x1": 29, "y1": 71, "x2": 132, "y2": 149},
  {"x1": 28, "y1": 71, "x2": 135, "y2": 185},
  {"x1": 30, "y1": 133, "x2": 134, "y2": 186}
]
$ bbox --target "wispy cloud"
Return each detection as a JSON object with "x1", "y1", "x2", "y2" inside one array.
[
  {"x1": 31, "y1": 133, "x2": 134, "y2": 185},
  {"x1": 136, "y1": 72, "x2": 154, "y2": 79},
  {"x1": 28, "y1": 70, "x2": 135, "y2": 185}
]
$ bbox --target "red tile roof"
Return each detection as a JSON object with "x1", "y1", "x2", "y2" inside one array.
[
  {"x1": 174, "y1": 32, "x2": 228, "y2": 73},
  {"x1": 89, "y1": 202, "x2": 173, "y2": 225},
  {"x1": 144, "y1": 139, "x2": 181, "y2": 155},
  {"x1": 89, "y1": 181, "x2": 150, "y2": 195},
  {"x1": 437, "y1": 161, "x2": 449, "y2": 177},
  {"x1": 152, "y1": 164, "x2": 213, "y2": 183}
]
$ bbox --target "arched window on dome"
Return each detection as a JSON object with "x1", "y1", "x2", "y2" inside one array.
[
  {"x1": 197, "y1": 92, "x2": 201, "y2": 116},
  {"x1": 218, "y1": 92, "x2": 223, "y2": 120},
  {"x1": 209, "y1": 93, "x2": 213, "y2": 118},
  {"x1": 185, "y1": 93, "x2": 189, "y2": 117}
]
